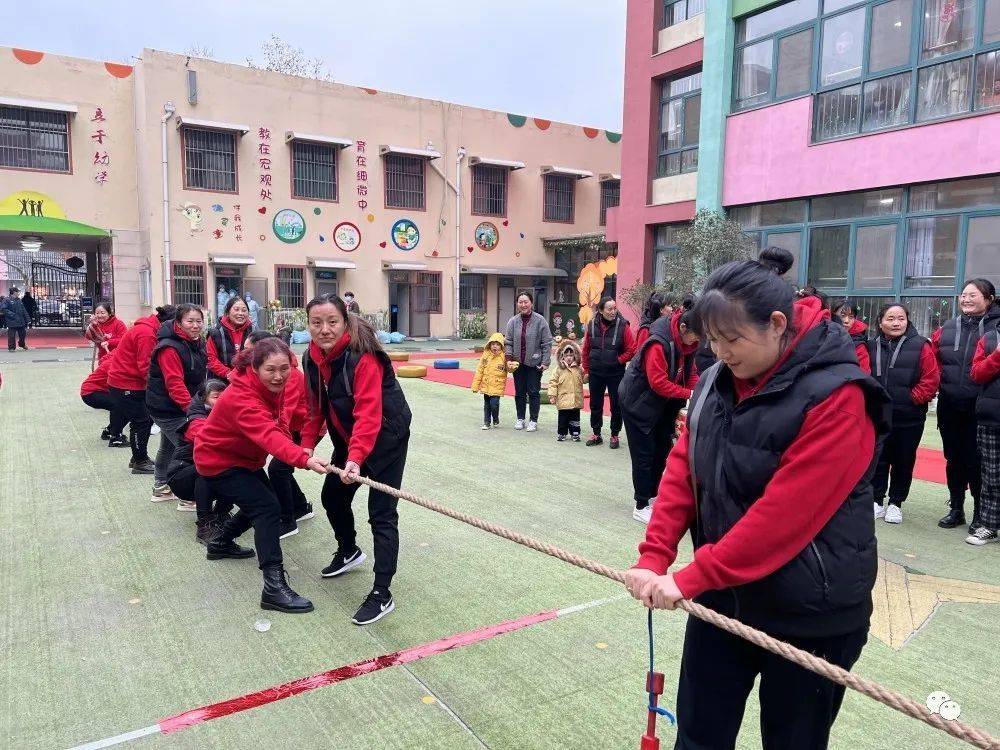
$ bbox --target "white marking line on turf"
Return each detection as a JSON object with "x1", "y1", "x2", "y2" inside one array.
[{"x1": 65, "y1": 595, "x2": 629, "y2": 750}]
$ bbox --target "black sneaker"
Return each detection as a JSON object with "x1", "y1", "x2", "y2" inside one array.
[
  {"x1": 101, "y1": 427, "x2": 111, "y2": 441},
  {"x1": 351, "y1": 588, "x2": 395, "y2": 625},
  {"x1": 609, "y1": 435, "x2": 620, "y2": 449},
  {"x1": 571, "y1": 434, "x2": 581, "y2": 442},
  {"x1": 130, "y1": 459, "x2": 155, "y2": 475},
  {"x1": 279, "y1": 519, "x2": 299, "y2": 540},
  {"x1": 321, "y1": 547, "x2": 367, "y2": 578},
  {"x1": 108, "y1": 435, "x2": 128, "y2": 448},
  {"x1": 557, "y1": 434, "x2": 567, "y2": 442},
  {"x1": 295, "y1": 503, "x2": 315, "y2": 522},
  {"x1": 206, "y1": 539, "x2": 255, "y2": 560},
  {"x1": 586, "y1": 435, "x2": 603, "y2": 446}
]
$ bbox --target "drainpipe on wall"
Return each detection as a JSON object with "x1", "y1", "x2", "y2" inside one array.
[
  {"x1": 161, "y1": 101, "x2": 176, "y2": 304},
  {"x1": 454, "y1": 146, "x2": 466, "y2": 339}
]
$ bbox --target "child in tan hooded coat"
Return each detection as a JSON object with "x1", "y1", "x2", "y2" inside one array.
[{"x1": 547, "y1": 340, "x2": 585, "y2": 441}]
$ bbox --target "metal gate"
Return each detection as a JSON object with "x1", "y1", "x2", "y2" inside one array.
[{"x1": 31, "y1": 260, "x2": 87, "y2": 327}]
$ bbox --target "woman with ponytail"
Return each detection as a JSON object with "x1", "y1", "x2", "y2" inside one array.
[
  {"x1": 634, "y1": 291, "x2": 675, "y2": 352},
  {"x1": 624, "y1": 246, "x2": 888, "y2": 749},
  {"x1": 300, "y1": 294, "x2": 412, "y2": 626},
  {"x1": 194, "y1": 337, "x2": 331, "y2": 614}
]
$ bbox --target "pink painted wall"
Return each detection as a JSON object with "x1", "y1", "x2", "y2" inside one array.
[
  {"x1": 617, "y1": 0, "x2": 700, "y2": 323},
  {"x1": 723, "y1": 96, "x2": 1000, "y2": 206}
]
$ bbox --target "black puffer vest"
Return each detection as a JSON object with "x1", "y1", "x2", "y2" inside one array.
[
  {"x1": 208, "y1": 321, "x2": 248, "y2": 372},
  {"x1": 146, "y1": 322, "x2": 208, "y2": 419},
  {"x1": 166, "y1": 397, "x2": 210, "y2": 479},
  {"x1": 686, "y1": 320, "x2": 890, "y2": 638},
  {"x1": 586, "y1": 315, "x2": 629, "y2": 377},
  {"x1": 303, "y1": 348, "x2": 412, "y2": 475},
  {"x1": 976, "y1": 330, "x2": 1000, "y2": 427},
  {"x1": 937, "y1": 306, "x2": 1000, "y2": 411},
  {"x1": 619, "y1": 316, "x2": 690, "y2": 434},
  {"x1": 866, "y1": 324, "x2": 928, "y2": 428}
]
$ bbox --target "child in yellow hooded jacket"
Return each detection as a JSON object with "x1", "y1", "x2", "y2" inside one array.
[
  {"x1": 548, "y1": 340, "x2": 584, "y2": 441},
  {"x1": 472, "y1": 332, "x2": 518, "y2": 429}
]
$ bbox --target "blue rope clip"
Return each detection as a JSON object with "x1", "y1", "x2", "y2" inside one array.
[{"x1": 647, "y1": 609, "x2": 676, "y2": 725}]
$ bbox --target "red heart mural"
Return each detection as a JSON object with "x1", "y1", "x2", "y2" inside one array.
[
  {"x1": 467, "y1": 247, "x2": 474, "y2": 253},
  {"x1": 432, "y1": 250, "x2": 439, "y2": 257},
  {"x1": 379, "y1": 241, "x2": 387, "y2": 248},
  {"x1": 257, "y1": 207, "x2": 267, "y2": 215},
  {"x1": 502, "y1": 220, "x2": 509, "y2": 226}
]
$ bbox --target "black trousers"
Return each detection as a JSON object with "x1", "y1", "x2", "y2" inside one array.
[
  {"x1": 557, "y1": 408, "x2": 581, "y2": 437},
  {"x1": 168, "y1": 464, "x2": 232, "y2": 518},
  {"x1": 512, "y1": 365, "x2": 542, "y2": 421},
  {"x1": 321, "y1": 446, "x2": 407, "y2": 589},
  {"x1": 268, "y1": 457, "x2": 310, "y2": 523},
  {"x1": 81, "y1": 392, "x2": 127, "y2": 436},
  {"x1": 872, "y1": 421, "x2": 924, "y2": 506},
  {"x1": 624, "y1": 403, "x2": 681, "y2": 507},
  {"x1": 588, "y1": 370, "x2": 623, "y2": 436},
  {"x1": 938, "y1": 404, "x2": 981, "y2": 518},
  {"x1": 7, "y1": 326, "x2": 26, "y2": 349},
  {"x1": 674, "y1": 616, "x2": 868, "y2": 750},
  {"x1": 108, "y1": 387, "x2": 153, "y2": 462},
  {"x1": 482, "y1": 394, "x2": 500, "y2": 425},
  {"x1": 205, "y1": 468, "x2": 282, "y2": 570}
]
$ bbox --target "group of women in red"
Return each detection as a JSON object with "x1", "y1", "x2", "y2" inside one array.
[{"x1": 78, "y1": 294, "x2": 410, "y2": 625}]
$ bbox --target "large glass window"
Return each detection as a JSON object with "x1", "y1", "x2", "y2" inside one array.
[
  {"x1": 652, "y1": 224, "x2": 683, "y2": 285},
  {"x1": 910, "y1": 175, "x2": 1000, "y2": 210},
  {"x1": 729, "y1": 199, "x2": 808, "y2": 227},
  {"x1": 808, "y1": 225, "x2": 851, "y2": 286},
  {"x1": 904, "y1": 215, "x2": 959, "y2": 288},
  {"x1": 763, "y1": 229, "x2": 803, "y2": 280},
  {"x1": 854, "y1": 224, "x2": 898, "y2": 288},
  {"x1": 658, "y1": 70, "x2": 702, "y2": 177},
  {"x1": 964, "y1": 215, "x2": 1000, "y2": 280},
  {"x1": 663, "y1": 0, "x2": 705, "y2": 28},
  {"x1": 736, "y1": 0, "x2": 1000, "y2": 139},
  {"x1": 0, "y1": 106, "x2": 70, "y2": 172},
  {"x1": 811, "y1": 188, "x2": 904, "y2": 219}
]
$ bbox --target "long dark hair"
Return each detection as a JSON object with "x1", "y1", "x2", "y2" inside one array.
[
  {"x1": 231, "y1": 336, "x2": 293, "y2": 371},
  {"x1": 692, "y1": 247, "x2": 795, "y2": 339},
  {"x1": 963, "y1": 277, "x2": 997, "y2": 304},
  {"x1": 305, "y1": 293, "x2": 384, "y2": 356},
  {"x1": 223, "y1": 295, "x2": 249, "y2": 319},
  {"x1": 640, "y1": 291, "x2": 675, "y2": 327}
]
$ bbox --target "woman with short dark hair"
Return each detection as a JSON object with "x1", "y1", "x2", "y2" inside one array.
[
  {"x1": 502, "y1": 291, "x2": 552, "y2": 432},
  {"x1": 581, "y1": 296, "x2": 635, "y2": 449},
  {"x1": 206, "y1": 296, "x2": 252, "y2": 381}
]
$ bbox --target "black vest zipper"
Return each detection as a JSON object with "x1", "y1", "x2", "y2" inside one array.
[{"x1": 809, "y1": 541, "x2": 830, "y2": 599}]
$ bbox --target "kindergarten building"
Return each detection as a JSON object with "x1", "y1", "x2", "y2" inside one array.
[
  {"x1": 611, "y1": 0, "x2": 1000, "y2": 334},
  {"x1": 0, "y1": 46, "x2": 621, "y2": 337}
]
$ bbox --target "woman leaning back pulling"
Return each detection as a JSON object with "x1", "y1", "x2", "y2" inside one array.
[
  {"x1": 194, "y1": 337, "x2": 331, "y2": 614},
  {"x1": 625, "y1": 247, "x2": 890, "y2": 750},
  {"x1": 300, "y1": 294, "x2": 412, "y2": 626}
]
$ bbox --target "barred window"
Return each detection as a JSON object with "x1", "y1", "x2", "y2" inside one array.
[
  {"x1": 384, "y1": 154, "x2": 425, "y2": 209},
  {"x1": 291, "y1": 141, "x2": 337, "y2": 201},
  {"x1": 0, "y1": 106, "x2": 70, "y2": 172},
  {"x1": 460, "y1": 274, "x2": 486, "y2": 311},
  {"x1": 471, "y1": 165, "x2": 507, "y2": 216},
  {"x1": 276, "y1": 266, "x2": 306, "y2": 308},
  {"x1": 600, "y1": 180, "x2": 620, "y2": 226},
  {"x1": 417, "y1": 271, "x2": 442, "y2": 312},
  {"x1": 543, "y1": 174, "x2": 575, "y2": 222},
  {"x1": 172, "y1": 263, "x2": 205, "y2": 306},
  {"x1": 183, "y1": 127, "x2": 237, "y2": 192}
]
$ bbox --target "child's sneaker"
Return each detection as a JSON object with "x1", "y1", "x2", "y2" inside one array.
[
  {"x1": 557, "y1": 434, "x2": 567, "y2": 442},
  {"x1": 572, "y1": 434, "x2": 581, "y2": 442},
  {"x1": 514, "y1": 419, "x2": 525, "y2": 430},
  {"x1": 482, "y1": 424, "x2": 490, "y2": 430}
]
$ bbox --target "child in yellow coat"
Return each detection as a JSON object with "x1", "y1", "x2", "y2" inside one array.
[
  {"x1": 547, "y1": 340, "x2": 584, "y2": 441},
  {"x1": 472, "y1": 332, "x2": 518, "y2": 429}
]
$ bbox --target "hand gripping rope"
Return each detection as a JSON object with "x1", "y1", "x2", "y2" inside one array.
[
  {"x1": 642, "y1": 608, "x2": 675, "y2": 750},
  {"x1": 327, "y1": 466, "x2": 1000, "y2": 750}
]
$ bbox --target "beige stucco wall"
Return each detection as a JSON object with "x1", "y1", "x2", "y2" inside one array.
[
  {"x1": 656, "y1": 14, "x2": 704, "y2": 55},
  {"x1": 650, "y1": 172, "x2": 697, "y2": 205},
  {"x1": 0, "y1": 45, "x2": 620, "y2": 337}
]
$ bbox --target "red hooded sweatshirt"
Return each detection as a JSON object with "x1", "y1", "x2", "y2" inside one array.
[
  {"x1": 107, "y1": 315, "x2": 161, "y2": 391},
  {"x1": 80, "y1": 354, "x2": 113, "y2": 397},
  {"x1": 85, "y1": 316, "x2": 128, "y2": 362},
  {"x1": 194, "y1": 366, "x2": 310, "y2": 477},
  {"x1": 848, "y1": 319, "x2": 871, "y2": 374},
  {"x1": 634, "y1": 296, "x2": 877, "y2": 600},
  {"x1": 299, "y1": 335, "x2": 383, "y2": 467},
  {"x1": 970, "y1": 335, "x2": 1000, "y2": 385},
  {"x1": 642, "y1": 308, "x2": 700, "y2": 400},
  {"x1": 154, "y1": 322, "x2": 202, "y2": 412},
  {"x1": 206, "y1": 316, "x2": 251, "y2": 379}
]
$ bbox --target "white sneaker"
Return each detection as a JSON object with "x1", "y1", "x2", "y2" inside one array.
[
  {"x1": 151, "y1": 424, "x2": 161, "y2": 435},
  {"x1": 633, "y1": 500, "x2": 655, "y2": 525},
  {"x1": 884, "y1": 505, "x2": 902, "y2": 524},
  {"x1": 965, "y1": 527, "x2": 999, "y2": 546},
  {"x1": 514, "y1": 419, "x2": 525, "y2": 430},
  {"x1": 874, "y1": 502, "x2": 886, "y2": 520},
  {"x1": 481, "y1": 424, "x2": 490, "y2": 430},
  {"x1": 526, "y1": 421, "x2": 538, "y2": 432}
]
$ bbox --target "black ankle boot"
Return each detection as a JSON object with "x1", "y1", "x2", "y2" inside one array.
[
  {"x1": 261, "y1": 566, "x2": 314, "y2": 613},
  {"x1": 196, "y1": 518, "x2": 220, "y2": 546},
  {"x1": 938, "y1": 508, "x2": 966, "y2": 528},
  {"x1": 206, "y1": 539, "x2": 255, "y2": 560}
]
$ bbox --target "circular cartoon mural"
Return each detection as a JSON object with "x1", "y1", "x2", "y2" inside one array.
[
  {"x1": 391, "y1": 218, "x2": 420, "y2": 251},
  {"x1": 333, "y1": 221, "x2": 361, "y2": 252},
  {"x1": 474, "y1": 221, "x2": 499, "y2": 251},
  {"x1": 272, "y1": 209, "x2": 306, "y2": 244}
]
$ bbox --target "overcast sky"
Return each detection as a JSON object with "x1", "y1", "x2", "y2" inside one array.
[{"x1": 1, "y1": 0, "x2": 626, "y2": 130}]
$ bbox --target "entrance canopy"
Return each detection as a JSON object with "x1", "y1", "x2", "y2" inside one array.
[
  {"x1": 461, "y1": 265, "x2": 567, "y2": 277},
  {"x1": 0, "y1": 214, "x2": 109, "y2": 239}
]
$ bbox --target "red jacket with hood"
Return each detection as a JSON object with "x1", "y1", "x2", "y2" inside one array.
[
  {"x1": 80, "y1": 353, "x2": 113, "y2": 397},
  {"x1": 280, "y1": 358, "x2": 309, "y2": 436},
  {"x1": 642, "y1": 308, "x2": 700, "y2": 400},
  {"x1": 85, "y1": 316, "x2": 128, "y2": 362},
  {"x1": 106, "y1": 314, "x2": 161, "y2": 391},
  {"x1": 634, "y1": 296, "x2": 877, "y2": 601},
  {"x1": 847, "y1": 319, "x2": 871, "y2": 374},
  {"x1": 194, "y1": 367, "x2": 310, "y2": 477}
]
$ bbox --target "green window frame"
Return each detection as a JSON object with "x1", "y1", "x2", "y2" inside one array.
[
  {"x1": 658, "y1": 70, "x2": 702, "y2": 178},
  {"x1": 733, "y1": 0, "x2": 1000, "y2": 142},
  {"x1": 663, "y1": 0, "x2": 706, "y2": 29}
]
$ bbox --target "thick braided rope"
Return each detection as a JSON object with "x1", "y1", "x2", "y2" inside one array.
[{"x1": 329, "y1": 467, "x2": 1000, "y2": 749}]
